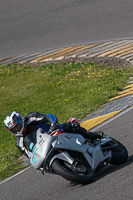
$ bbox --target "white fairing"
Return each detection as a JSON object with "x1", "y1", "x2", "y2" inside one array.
[
  {"x1": 28, "y1": 129, "x2": 112, "y2": 171},
  {"x1": 51, "y1": 133, "x2": 111, "y2": 170},
  {"x1": 28, "y1": 129, "x2": 53, "y2": 169}
]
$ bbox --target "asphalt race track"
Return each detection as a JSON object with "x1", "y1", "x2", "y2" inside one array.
[
  {"x1": 0, "y1": 1, "x2": 133, "y2": 200},
  {"x1": 0, "y1": 0, "x2": 133, "y2": 59}
]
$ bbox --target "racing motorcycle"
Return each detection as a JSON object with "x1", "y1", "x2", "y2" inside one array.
[{"x1": 26, "y1": 128, "x2": 128, "y2": 184}]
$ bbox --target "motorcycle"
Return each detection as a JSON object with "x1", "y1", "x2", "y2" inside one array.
[{"x1": 26, "y1": 128, "x2": 128, "y2": 184}]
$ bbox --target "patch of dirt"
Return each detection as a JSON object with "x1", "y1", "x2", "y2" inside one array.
[{"x1": 29, "y1": 56, "x2": 132, "y2": 68}]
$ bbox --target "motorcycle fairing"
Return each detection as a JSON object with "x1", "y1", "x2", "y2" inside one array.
[
  {"x1": 28, "y1": 129, "x2": 111, "y2": 171},
  {"x1": 50, "y1": 133, "x2": 112, "y2": 170},
  {"x1": 28, "y1": 128, "x2": 53, "y2": 169}
]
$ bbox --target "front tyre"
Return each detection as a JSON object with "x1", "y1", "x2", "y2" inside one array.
[
  {"x1": 110, "y1": 140, "x2": 128, "y2": 165},
  {"x1": 52, "y1": 159, "x2": 94, "y2": 184}
]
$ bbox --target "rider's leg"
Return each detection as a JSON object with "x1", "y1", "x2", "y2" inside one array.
[{"x1": 63, "y1": 122, "x2": 103, "y2": 140}]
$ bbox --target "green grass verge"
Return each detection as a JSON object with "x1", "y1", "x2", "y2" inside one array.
[{"x1": 0, "y1": 61, "x2": 132, "y2": 181}]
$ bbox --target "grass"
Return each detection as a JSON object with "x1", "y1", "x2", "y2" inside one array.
[{"x1": 0, "y1": 61, "x2": 132, "y2": 181}]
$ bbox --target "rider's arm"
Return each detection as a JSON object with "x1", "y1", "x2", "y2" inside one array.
[
  {"x1": 25, "y1": 112, "x2": 47, "y2": 124},
  {"x1": 25, "y1": 112, "x2": 58, "y2": 124},
  {"x1": 25, "y1": 112, "x2": 59, "y2": 132},
  {"x1": 15, "y1": 136, "x2": 28, "y2": 158}
]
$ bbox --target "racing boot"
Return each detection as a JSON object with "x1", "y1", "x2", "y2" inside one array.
[
  {"x1": 87, "y1": 130, "x2": 104, "y2": 140},
  {"x1": 72, "y1": 126, "x2": 104, "y2": 140}
]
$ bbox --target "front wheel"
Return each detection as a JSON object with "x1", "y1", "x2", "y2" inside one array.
[
  {"x1": 52, "y1": 159, "x2": 94, "y2": 184},
  {"x1": 110, "y1": 139, "x2": 128, "y2": 165}
]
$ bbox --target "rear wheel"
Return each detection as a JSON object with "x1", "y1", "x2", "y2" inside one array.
[
  {"x1": 52, "y1": 159, "x2": 94, "y2": 184},
  {"x1": 110, "y1": 140, "x2": 128, "y2": 165}
]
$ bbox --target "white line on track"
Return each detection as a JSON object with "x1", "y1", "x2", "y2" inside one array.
[{"x1": 0, "y1": 166, "x2": 31, "y2": 185}]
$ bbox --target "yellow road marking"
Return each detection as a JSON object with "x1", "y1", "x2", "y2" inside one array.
[
  {"x1": 80, "y1": 110, "x2": 122, "y2": 130},
  {"x1": 97, "y1": 43, "x2": 133, "y2": 57},
  {"x1": 30, "y1": 47, "x2": 73, "y2": 63},
  {"x1": 0, "y1": 57, "x2": 10, "y2": 62},
  {"x1": 108, "y1": 46, "x2": 133, "y2": 57},
  {"x1": 38, "y1": 45, "x2": 90, "y2": 61},
  {"x1": 30, "y1": 44, "x2": 96, "y2": 63},
  {"x1": 124, "y1": 83, "x2": 133, "y2": 89},
  {"x1": 109, "y1": 84, "x2": 133, "y2": 100},
  {"x1": 115, "y1": 49, "x2": 133, "y2": 57},
  {"x1": 118, "y1": 87, "x2": 133, "y2": 95},
  {"x1": 51, "y1": 44, "x2": 96, "y2": 60},
  {"x1": 109, "y1": 91, "x2": 133, "y2": 100}
]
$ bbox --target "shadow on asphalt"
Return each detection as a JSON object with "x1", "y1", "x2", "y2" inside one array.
[{"x1": 94, "y1": 154, "x2": 133, "y2": 182}]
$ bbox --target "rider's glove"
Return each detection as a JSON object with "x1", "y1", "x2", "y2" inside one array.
[
  {"x1": 68, "y1": 120, "x2": 80, "y2": 131},
  {"x1": 48, "y1": 121, "x2": 60, "y2": 134},
  {"x1": 88, "y1": 130, "x2": 104, "y2": 140},
  {"x1": 95, "y1": 131, "x2": 104, "y2": 137}
]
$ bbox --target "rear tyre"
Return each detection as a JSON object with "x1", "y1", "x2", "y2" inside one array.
[
  {"x1": 52, "y1": 159, "x2": 94, "y2": 184},
  {"x1": 110, "y1": 140, "x2": 128, "y2": 165}
]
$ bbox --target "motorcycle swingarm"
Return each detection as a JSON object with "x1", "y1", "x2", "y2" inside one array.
[{"x1": 49, "y1": 151, "x2": 74, "y2": 167}]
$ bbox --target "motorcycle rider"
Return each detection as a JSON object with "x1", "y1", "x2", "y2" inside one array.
[{"x1": 4, "y1": 111, "x2": 103, "y2": 158}]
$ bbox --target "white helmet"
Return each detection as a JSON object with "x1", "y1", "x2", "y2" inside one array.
[{"x1": 4, "y1": 111, "x2": 24, "y2": 136}]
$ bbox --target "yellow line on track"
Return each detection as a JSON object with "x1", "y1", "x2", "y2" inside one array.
[
  {"x1": 38, "y1": 45, "x2": 89, "y2": 61},
  {"x1": 97, "y1": 43, "x2": 133, "y2": 57},
  {"x1": 51, "y1": 44, "x2": 96, "y2": 60},
  {"x1": 80, "y1": 110, "x2": 122, "y2": 130},
  {"x1": 118, "y1": 87, "x2": 133, "y2": 95},
  {"x1": 115, "y1": 49, "x2": 133, "y2": 57},
  {"x1": 109, "y1": 84, "x2": 133, "y2": 100},
  {"x1": 108, "y1": 46, "x2": 133, "y2": 57},
  {"x1": 30, "y1": 47, "x2": 73, "y2": 63},
  {"x1": 0, "y1": 57, "x2": 10, "y2": 62},
  {"x1": 30, "y1": 44, "x2": 96, "y2": 63},
  {"x1": 109, "y1": 91, "x2": 133, "y2": 100},
  {"x1": 124, "y1": 83, "x2": 133, "y2": 89}
]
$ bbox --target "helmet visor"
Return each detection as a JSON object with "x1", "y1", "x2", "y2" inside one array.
[{"x1": 10, "y1": 122, "x2": 23, "y2": 135}]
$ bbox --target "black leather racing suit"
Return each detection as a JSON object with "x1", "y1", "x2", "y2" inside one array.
[{"x1": 15, "y1": 112, "x2": 59, "y2": 158}]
